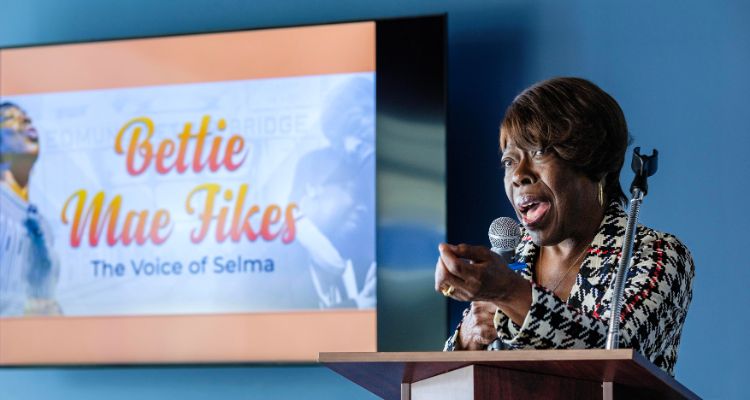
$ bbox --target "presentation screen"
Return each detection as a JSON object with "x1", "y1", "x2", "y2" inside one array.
[{"x1": 0, "y1": 22, "x2": 377, "y2": 363}]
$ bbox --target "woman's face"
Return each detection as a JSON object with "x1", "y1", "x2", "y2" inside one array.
[
  {"x1": 1, "y1": 105, "x2": 39, "y2": 156},
  {"x1": 501, "y1": 137, "x2": 600, "y2": 246}
]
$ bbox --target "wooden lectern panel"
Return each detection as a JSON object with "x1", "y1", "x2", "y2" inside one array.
[
  {"x1": 409, "y1": 364, "x2": 603, "y2": 399},
  {"x1": 319, "y1": 349, "x2": 699, "y2": 400}
]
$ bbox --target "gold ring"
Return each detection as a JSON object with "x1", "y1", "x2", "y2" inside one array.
[{"x1": 441, "y1": 285, "x2": 455, "y2": 297}]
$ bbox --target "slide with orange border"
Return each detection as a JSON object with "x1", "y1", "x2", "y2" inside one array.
[{"x1": 0, "y1": 22, "x2": 377, "y2": 364}]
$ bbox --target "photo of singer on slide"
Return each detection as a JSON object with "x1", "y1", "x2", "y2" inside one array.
[
  {"x1": 0, "y1": 102, "x2": 62, "y2": 317},
  {"x1": 291, "y1": 76, "x2": 376, "y2": 310},
  {"x1": 437, "y1": 77, "x2": 694, "y2": 376}
]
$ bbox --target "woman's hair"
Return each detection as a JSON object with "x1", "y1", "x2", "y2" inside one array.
[{"x1": 500, "y1": 77, "x2": 632, "y2": 206}]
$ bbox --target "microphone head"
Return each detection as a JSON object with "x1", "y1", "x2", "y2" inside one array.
[{"x1": 488, "y1": 217, "x2": 521, "y2": 251}]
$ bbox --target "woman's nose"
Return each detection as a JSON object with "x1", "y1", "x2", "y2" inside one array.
[{"x1": 512, "y1": 158, "x2": 537, "y2": 187}]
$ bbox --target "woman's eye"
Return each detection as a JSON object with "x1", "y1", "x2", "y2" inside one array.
[
  {"x1": 532, "y1": 148, "x2": 547, "y2": 158},
  {"x1": 501, "y1": 159, "x2": 514, "y2": 168}
]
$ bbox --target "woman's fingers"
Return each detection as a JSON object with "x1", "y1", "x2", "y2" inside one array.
[
  {"x1": 472, "y1": 302, "x2": 499, "y2": 343},
  {"x1": 474, "y1": 324, "x2": 498, "y2": 345},
  {"x1": 434, "y1": 256, "x2": 466, "y2": 297},
  {"x1": 438, "y1": 243, "x2": 471, "y2": 278},
  {"x1": 459, "y1": 301, "x2": 500, "y2": 349},
  {"x1": 437, "y1": 243, "x2": 489, "y2": 299},
  {"x1": 436, "y1": 242, "x2": 515, "y2": 302},
  {"x1": 472, "y1": 301, "x2": 498, "y2": 315},
  {"x1": 451, "y1": 243, "x2": 502, "y2": 265}
]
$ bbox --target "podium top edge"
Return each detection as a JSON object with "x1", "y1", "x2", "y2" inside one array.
[{"x1": 318, "y1": 349, "x2": 637, "y2": 363}]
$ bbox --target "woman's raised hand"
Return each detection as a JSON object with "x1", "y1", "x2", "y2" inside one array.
[
  {"x1": 435, "y1": 243, "x2": 532, "y2": 327},
  {"x1": 435, "y1": 243, "x2": 515, "y2": 302}
]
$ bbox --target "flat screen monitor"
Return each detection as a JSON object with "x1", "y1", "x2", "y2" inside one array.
[{"x1": 0, "y1": 16, "x2": 446, "y2": 364}]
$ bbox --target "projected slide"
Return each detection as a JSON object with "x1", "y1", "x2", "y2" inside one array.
[{"x1": 0, "y1": 22, "x2": 376, "y2": 363}]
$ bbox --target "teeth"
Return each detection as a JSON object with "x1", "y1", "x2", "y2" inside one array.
[
  {"x1": 517, "y1": 196, "x2": 543, "y2": 214},
  {"x1": 520, "y1": 202, "x2": 537, "y2": 213}
]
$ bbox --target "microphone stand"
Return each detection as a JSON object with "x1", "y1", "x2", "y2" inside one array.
[{"x1": 605, "y1": 147, "x2": 658, "y2": 350}]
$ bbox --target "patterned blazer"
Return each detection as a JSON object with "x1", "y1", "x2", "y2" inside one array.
[{"x1": 445, "y1": 202, "x2": 695, "y2": 376}]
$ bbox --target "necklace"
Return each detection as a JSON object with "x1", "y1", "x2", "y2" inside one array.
[{"x1": 539, "y1": 245, "x2": 589, "y2": 294}]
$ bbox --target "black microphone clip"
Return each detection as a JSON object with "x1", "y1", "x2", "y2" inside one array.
[{"x1": 629, "y1": 147, "x2": 658, "y2": 196}]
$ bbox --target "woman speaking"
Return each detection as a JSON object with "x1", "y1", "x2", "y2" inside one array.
[{"x1": 435, "y1": 77, "x2": 694, "y2": 376}]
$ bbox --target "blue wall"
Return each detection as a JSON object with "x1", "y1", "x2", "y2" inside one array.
[{"x1": 2, "y1": 1, "x2": 749, "y2": 399}]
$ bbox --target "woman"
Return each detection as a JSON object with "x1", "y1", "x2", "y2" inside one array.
[
  {"x1": 0, "y1": 102, "x2": 62, "y2": 316},
  {"x1": 435, "y1": 77, "x2": 694, "y2": 376}
]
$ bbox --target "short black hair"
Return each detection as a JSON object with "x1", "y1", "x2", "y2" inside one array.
[{"x1": 500, "y1": 77, "x2": 632, "y2": 206}]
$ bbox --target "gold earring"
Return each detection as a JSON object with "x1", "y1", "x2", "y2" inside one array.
[{"x1": 598, "y1": 181, "x2": 604, "y2": 207}]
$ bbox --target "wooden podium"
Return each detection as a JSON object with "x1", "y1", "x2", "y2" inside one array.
[{"x1": 319, "y1": 349, "x2": 700, "y2": 400}]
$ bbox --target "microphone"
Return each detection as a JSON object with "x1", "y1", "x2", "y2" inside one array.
[
  {"x1": 488, "y1": 217, "x2": 521, "y2": 264},
  {"x1": 486, "y1": 217, "x2": 521, "y2": 351}
]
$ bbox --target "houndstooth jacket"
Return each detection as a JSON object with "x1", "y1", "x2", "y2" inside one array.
[{"x1": 444, "y1": 202, "x2": 695, "y2": 376}]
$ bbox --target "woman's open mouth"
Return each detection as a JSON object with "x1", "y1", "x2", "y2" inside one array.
[{"x1": 517, "y1": 197, "x2": 551, "y2": 228}]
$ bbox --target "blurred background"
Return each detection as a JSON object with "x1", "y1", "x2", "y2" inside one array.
[{"x1": 1, "y1": 1, "x2": 748, "y2": 399}]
